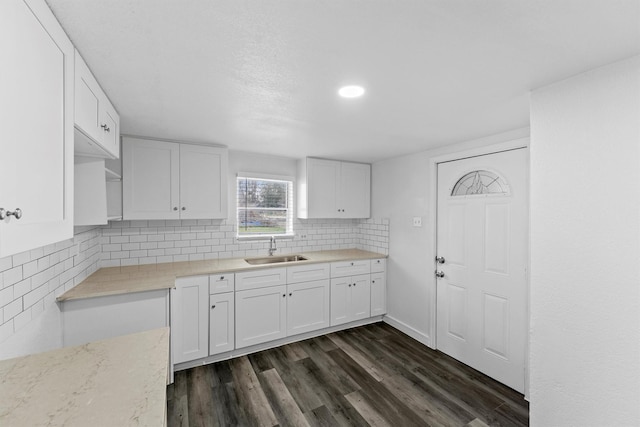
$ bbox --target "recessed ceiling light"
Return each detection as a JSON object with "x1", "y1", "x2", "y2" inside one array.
[{"x1": 338, "y1": 85, "x2": 365, "y2": 98}]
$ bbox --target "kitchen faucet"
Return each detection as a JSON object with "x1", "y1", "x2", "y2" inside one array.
[{"x1": 268, "y1": 236, "x2": 277, "y2": 256}]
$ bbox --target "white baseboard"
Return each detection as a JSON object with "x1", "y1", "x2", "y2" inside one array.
[{"x1": 383, "y1": 315, "x2": 433, "y2": 348}]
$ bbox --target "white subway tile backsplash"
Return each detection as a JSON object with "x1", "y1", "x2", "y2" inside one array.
[
  {"x1": 0, "y1": 216, "x2": 388, "y2": 346},
  {"x1": 0, "y1": 226, "x2": 103, "y2": 344}
]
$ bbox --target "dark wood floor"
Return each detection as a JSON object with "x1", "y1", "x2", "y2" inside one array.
[{"x1": 167, "y1": 322, "x2": 529, "y2": 427}]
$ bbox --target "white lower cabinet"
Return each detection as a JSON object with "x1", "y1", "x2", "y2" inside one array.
[
  {"x1": 209, "y1": 292, "x2": 235, "y2": 355},
  {"x1": 170, "y1": 257, "x2": 385, "y2": 367},
  {"x1": 171, "y1": 276, "x2": 209, "y2": 364},
  {"x1": 330, "y1": 274, "x2": 371, "y2": 326},
  {"x1": 236, "y1": 285, "x2": 287, "y2": 349},
  {"x1": 370, "y1": 272, "x2": 387, "y2": 316},
  {"x1": 287, "y1": 279, "x2": 330, "y2": 336}
]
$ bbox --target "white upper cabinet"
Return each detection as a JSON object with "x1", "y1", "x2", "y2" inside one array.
[
  {"x1": 74, "y1": 50, "x2": 120, "y2": 159},
  {"x1": 0, "y1": 0, "x2": 74, "y2": 257},
  {"x1": 122, "y1": 137, "x2": 228, "y2": 220},
  {"x1": 297, "y1": 158, "x2": 370, "y2": 219}
]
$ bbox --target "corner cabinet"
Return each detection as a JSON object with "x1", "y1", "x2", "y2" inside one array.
[
  {"x1": 0, "y1": 0, "x2": 74, "y2": 257},
  {"x1": 122, "y1": 137, "x2": 228, "y2": 220},
  {"x1": 297, "y1": 158, "x2": 371, "y2": 219},
  {"x1": 74, "y1": 50, "x2": 120, "y2": 159}
]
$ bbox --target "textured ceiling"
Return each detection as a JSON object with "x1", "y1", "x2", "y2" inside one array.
[{"x1": 46, "y1": 0, "x2": 640, "y2": 163}]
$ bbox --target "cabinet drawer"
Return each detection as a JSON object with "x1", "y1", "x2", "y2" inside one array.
[
  {"x1": 330, "y1": 260, "x2": 371, "y2": 277},
  {"x1": 371, "y1": 258, "x2": 386, "y2": 273},
  {"x1": 287, "y1": 263, "x2": 330, "y2": 283},
  {"x1": 210, "y1": 273, "x2": 235, "y2": 294},
  {"x1": 236, "y1": 267, "x2": 287, "y2": 291}
]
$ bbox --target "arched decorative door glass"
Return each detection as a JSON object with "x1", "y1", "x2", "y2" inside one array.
[{"x1": 451, "y1": 170, "x2": 510, "y2": 196}]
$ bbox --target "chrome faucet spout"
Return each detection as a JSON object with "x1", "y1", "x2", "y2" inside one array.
[{"x1": 268, "y1": 236, "x2": 277, "y2": 256}]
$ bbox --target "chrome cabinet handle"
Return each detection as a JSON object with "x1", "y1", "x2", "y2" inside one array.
[
  {"x1": 435, "y1": 270, "x2": 445, "y2": 278},
  {"x1": 211, "y1": 305, "x2": 216, "y2": 309},
  {"x1": 101, "y1": 124, "x2": 110, "y2": 132},
  {"x1": 182, "y1": 207, "x2": 186, "y2": 211},
  {"x1": 436, "y1": 256, "x2": 445, "y2": 264},
  {"x1": 0, "y1": 208, "x2": 22, "y2": 220},
  {"x1": 173, "y1": 207, "x2": 178, "y2": 211}
]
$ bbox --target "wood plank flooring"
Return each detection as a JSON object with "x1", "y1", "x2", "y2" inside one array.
[{"x1": 167, "y1": 322, "x2": 529, "y2": 426}]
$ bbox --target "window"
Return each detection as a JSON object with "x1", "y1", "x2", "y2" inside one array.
[
  {"x1": 451, "y1": 170, "x2": 510, "y2": 197},
  {"x1": 237, "y1": 175, "x2": 294, "y2": 237}
]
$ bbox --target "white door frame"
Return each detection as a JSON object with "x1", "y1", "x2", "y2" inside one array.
[{"x1": 427, "y1": 136, "x2": 530, "y2": 397}]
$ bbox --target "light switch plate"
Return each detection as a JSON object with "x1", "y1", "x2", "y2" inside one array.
[{"x1": 412, "y1": 217, "x2": 422, "y2": 227}]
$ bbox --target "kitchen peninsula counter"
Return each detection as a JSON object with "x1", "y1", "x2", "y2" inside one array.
[
  {"x1": 0, "y1": 327, "x2": 170, "y2": 426},
  {"x1": 57, "y1": 248, "x2": 387, "y2": 302}
]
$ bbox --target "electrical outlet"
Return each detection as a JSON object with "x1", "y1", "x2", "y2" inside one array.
[{"x1": 412, "y1": 217, "x2": 422, "y2": 227}]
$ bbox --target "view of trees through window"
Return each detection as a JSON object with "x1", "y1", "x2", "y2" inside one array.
[{"x1": 237, "y1": 177, "x2": 291, "y2": 235}]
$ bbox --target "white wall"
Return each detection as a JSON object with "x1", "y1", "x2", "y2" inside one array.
[
  {"x1": 0, "y1": 227, "x2": 101, "y2": 359},
  {"x1": 529, "y1": 56, "x2": 640, "y2": 425},
  {"x1": 372, "y1": 128, "x2": 529, "y2": 345}
]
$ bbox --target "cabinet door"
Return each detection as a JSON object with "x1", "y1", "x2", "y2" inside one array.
[
  {"x1": 74, "y1": 50, "x2": 102, "y2": 144},
  {"x1": 330, "y1": 277, "x2": 351, "y2": 326},
  {"x1": 209, "y1": 292, "x2": 234, "y2": 355},
  {"x1": 287, "y1": 280, "x2": 330, "y2": 336},
  {"x1": 370, "y1": 272, "x2": 387, "y2": 316},
  {"x1": 236, "y1": 285, "x2": 287, "y2": 349},
  {"x1": 123, "y1": 137, "x2": 180, "y2": 220},
  {"x1": 100, "y1": 99, "x2": 120, "y2": 158},
  {"x1": 179, "y1": 144, "x2": 228, "y2": 219},
  {"x1": 339, "y1": 162, "x2": 371, "y2": 218},
  {"x1": 307, "y1": 158, "x2": 340, "y2": 218},
  {"x1": 172, "y1": 276, "x2": 209, "y2": 364},
  {"x1": 0, "y1": 0, "x2": 74, "y2": 257},
  {"x1": 350, "y1": 274, "x2": 371, "y2": 321}
]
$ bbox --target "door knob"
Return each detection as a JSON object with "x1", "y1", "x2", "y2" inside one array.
[
  {"x1": 435, "y1": 256, "x2": 445, "y2": 264},
  {"x1": 435, "y1": 270, "x2": 445, "y2": 278}
]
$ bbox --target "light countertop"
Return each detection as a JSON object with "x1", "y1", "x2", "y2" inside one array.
[
  {"x1": 57, "y1": 248, "x2": 386, "y2": 302},
  {"x1": 0, "y1": 327, "x2": 170, "y2": 426}
]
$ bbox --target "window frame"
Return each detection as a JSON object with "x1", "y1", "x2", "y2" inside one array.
[{"x1": 236, "y1": 172, "x2": 295, "y2": 240}]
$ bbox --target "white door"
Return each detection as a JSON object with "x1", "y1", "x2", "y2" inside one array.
[
  {"x1": 209, "y1": 292, "x2": 234, "y2": 355},
  {"x1": 339, "y1": 162, "x2": 371, "y2": 218},
  {"x1": 330, "y1": 277, "x2": 350, "y2": 326},
  {"x1": 172, "y1": 276, "x2": 209, "y2": 364},
  {"x1": 122, "y1": 137, "x2": 180, "y2": 220},
  {"x1": 350, "y1": 274, "x2": 371, "y2": 321},
  {"x1": 287, "y1": 280, "x2": 330, "y2": 336},
  {"x1": 0, "y1": 0, "x2": 74, "y2": 257},
  {"x1": 235, "y1": 285, "x2": 287, "y2": 348},
  {"x1": 307, "y1": 158, "x2": 340, "y2": 218},
  {"x1": 179, "y1": 144, "x2": 227, "y2": 219},
  {"x1": 436, "y1": 148, "x2": 528, "y2": 393}
]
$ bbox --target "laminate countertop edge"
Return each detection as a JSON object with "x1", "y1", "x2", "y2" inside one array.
[{"x1": 57, "y1": 248, "x2": 387, "y2": 302}]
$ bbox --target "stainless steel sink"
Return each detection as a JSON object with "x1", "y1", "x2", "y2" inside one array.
[{"x1": 245, "y1": 255, "x2": 308, "y2": 265}]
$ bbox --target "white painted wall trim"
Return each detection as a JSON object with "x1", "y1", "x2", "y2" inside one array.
[{"x1": 383, "y1": 315, "x2": 431, "y2": 347}]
